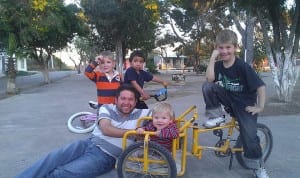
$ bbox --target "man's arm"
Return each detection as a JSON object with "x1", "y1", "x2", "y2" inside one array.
[
  {"x1": 245, "y1": 85, "x2": 266, "y2": 115},
  {"x1": 99, "y1": 118, "x2": 130, "y2": 138},
  {"x1": 206, "y1": 49, "x2": 219, "y2": 82}
]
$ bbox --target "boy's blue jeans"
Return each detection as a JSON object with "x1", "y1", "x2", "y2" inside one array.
[
  {"x1": 202, "y1": 81, "x2": 263, "y2": 168},
  {"x1": 15, "y1": 138, "x2": 116, "y2": 178}
]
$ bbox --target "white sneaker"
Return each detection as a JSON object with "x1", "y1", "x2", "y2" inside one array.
[
  {"x1": 203, "y1": 117, "x2": 225, "y2": 128},
  {"x1": 254, "y1": 167, "x2": 270, "y2": 178}
]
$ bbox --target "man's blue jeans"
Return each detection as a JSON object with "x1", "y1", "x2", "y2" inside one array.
[{"x1": 15, "y1": 138, "x2": 116, "y2": 178}]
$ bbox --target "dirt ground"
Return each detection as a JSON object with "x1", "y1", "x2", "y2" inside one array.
[{"x1": 261, "y1": 76, "x2": 300, "y2": 116}]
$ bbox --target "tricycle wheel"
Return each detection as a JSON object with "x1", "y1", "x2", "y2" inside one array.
[{"x1": 117, "y1": 141, "x2": 177, "y2": 178}]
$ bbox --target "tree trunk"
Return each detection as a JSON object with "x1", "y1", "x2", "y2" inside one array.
[
  {"x1": 258, "y1": 13, "x2": 299, "y2": 103},
  {"x1": 244, "y1": 16, "x2": 255, "y2": 65},
  {"x1": 232, "y1": 12, "x2": 256, "y2": 65},
  {"x1": 277, "y1": 51, "x2": 298, "y2": 102},
  {"x1": 6, "y1": 56, "x2": 17, "y2": 94},
  {"x1": 41, "y1": 60, "x2": 50, "y2": 84},
  {"x1": 115, "y1": 39, "x2": 123, "y2": 74}
]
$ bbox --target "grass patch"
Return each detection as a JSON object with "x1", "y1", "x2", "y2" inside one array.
[{"x1": 17, "y1": 71, "x2": 37, "y2": 76}]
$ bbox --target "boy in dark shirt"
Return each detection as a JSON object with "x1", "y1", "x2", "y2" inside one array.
[
  {"x1": 124, "y1": 50, "x2": 168, "y2": 109},
  {"x1": 202, "y1": 29, "x2": 268, "y2": 178}
]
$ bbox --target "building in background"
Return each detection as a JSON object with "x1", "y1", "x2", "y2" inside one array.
[{"x1": 0, "y1": 51, "x2": 28, "y2": 77}]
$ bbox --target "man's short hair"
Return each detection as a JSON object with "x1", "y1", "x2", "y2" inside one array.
[
  {"x1": 216, "y1": 29, "x2": 238, "y2": 47},
  {"x1": 115, "y1": 84, "x2": 139, "y2": 100}
]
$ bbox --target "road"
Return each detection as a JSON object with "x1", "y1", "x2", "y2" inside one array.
[
  {"x1": 0, "y1": 71, "x2": 76, "y2": 100},
  {"x1": 0, "y1": 71, "x2": 299, "y2": 178}
]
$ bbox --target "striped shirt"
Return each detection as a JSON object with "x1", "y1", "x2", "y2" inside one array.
[
  {"x1": 85, "y1": 61, "x2": 121, "y2": 105},
  {"x1": 91, "y1": 104, "x2": 151, "y2": 158},
  {"x1": 143, "y1": 122, "x2": 179, "y2": 152}
]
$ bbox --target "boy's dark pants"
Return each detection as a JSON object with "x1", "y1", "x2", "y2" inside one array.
[
  {"x1": 202, "y1": 81, "x2": 262, "y2": 167},
  {"x1": 135, "y1": 101, "x2": 148, "y2": 109}
]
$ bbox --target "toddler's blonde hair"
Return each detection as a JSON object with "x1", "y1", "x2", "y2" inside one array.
[{"x1": 151, "y1": 102, "x2": 175, "y2": 120}]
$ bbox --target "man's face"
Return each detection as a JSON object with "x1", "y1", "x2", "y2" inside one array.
[{"x1": 115, "y1": 90, "x2": 137, "y2": 116}]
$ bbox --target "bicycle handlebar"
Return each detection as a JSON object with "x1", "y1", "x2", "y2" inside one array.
[{"x1": 139, "y1": 87, "x2": 168, "y2": 102}]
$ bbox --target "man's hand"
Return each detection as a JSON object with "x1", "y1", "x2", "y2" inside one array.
[{"x1": 245, "y1": 105, "x2": 264, "y2": 115}]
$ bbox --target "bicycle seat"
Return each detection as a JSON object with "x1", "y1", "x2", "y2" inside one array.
[{"x1": 88, "y1": 101, "x2": 98, "y2": 109}]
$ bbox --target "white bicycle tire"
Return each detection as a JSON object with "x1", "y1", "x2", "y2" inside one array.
[{"x1": 67, "y1": 111, "x2": 96, "y2": 134}]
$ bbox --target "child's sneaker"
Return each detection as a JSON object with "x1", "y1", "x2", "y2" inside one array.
[
  {"x1": 253, "y1": 167, "x2": 270, "y2": 178},
  {"x1": 203, "y1": 117, "x2": 225, "y2": 128}
]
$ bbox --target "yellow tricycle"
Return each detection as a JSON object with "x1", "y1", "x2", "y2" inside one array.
[{"x1": 117, "y1": 105, "x2": 273, "y2": 178}]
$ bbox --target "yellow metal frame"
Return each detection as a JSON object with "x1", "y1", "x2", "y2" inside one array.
[{"x1": 121, "y1": 105, "x2": 243, "y2": 177}]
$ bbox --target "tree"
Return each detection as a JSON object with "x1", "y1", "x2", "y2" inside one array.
[
  {"x1": 72, "y1": 34, "x2": 99, "y2": 74},
  {"x1": 157, "y1": 0, "x2": 231, "y2": 66},
  {"x1": 0, "y1": 0, "x2": 88, "y2": 88},
  {"x1": 24, "y1": 0, "x2": 88, "y2": 83},
  {"x1": 251, "y1": 0, "x2": 299, "y2": 102},
  {"x1": 81, "y1": 0, "x2": 158, "y2": 73},
  {"x1": 0, "y1": 0, "x2": 30, "y2": 94},
  {"x1": 228, "y1": 1, "x2": 257, "y2": 65}
]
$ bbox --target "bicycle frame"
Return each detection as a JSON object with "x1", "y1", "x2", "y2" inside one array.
[
  {"x1": 174, "y1": 107, "x2": 243, "y2": 176},
  {"x1": 79, "y1": 114, "x2": 97, "y2": 121},
  {"x1": 191, "y1": 117, "x2": 242, "y2": 159}
]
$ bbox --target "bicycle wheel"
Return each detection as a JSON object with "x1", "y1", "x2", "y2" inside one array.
[
  {"x1": 67, "y1": 112, "x2": 96, "y2": 134},
  {"x1": 117, "y1": 141, "x2": 177, "y2": 178},
  {"x1": 235, "y1": 123, "x2": 273, "y2": 169}
]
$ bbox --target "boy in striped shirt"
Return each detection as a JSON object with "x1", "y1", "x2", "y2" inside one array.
[{"x1": 85, "y1": 51, "x2": 121, "y2": 107}]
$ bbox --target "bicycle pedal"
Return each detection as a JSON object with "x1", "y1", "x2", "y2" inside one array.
[{"x1": 213, "y1": 129, "x2": 223, "y2": 138}]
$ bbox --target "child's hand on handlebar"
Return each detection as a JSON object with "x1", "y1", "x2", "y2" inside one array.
[
  {"x1": 141, "y1": 91, "x2": 150, "y2": 100},
  {"x1": 162, "y1": 81, "x2": 168, "y2": 88},
  {"x1": 136, "y1": 127, "x2": 145, "y2": 135},
  {"x1": 155, "y1": 129, "x2": 161, "y2": 136}
]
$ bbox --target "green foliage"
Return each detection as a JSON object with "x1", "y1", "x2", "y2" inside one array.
[
  {"x1": 17, "y1": 71, "x2": 37, "y2": 76},
  {"x1": 80, "y1": 0, "x2": 158, "y2": 51},
  {"x1": 194, "y1": 64, "x2": 207, "y2": 74},
  {"x1": 146, "y1": 58, "x2": 158, "y2": 74},
  {"x1": 157, "y1": 0, "x2": 231, "y2": 67}
]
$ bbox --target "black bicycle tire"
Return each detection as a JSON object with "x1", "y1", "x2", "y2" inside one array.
[
  {"x1": 117, "y1": 141, "x2": 177, "y2": 178},
  {"x1": 235, "y1": 123, "x2": 273, "y2": 169},
  {"x1": 67, "y1": 111, "x2": 96, "y2": 134}
]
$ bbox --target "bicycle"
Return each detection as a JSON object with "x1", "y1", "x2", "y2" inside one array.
[
  {"x1": 67, "y1": 87, "x2": 168, "y2": 134},
  {"x1": 67, "y1": 101, "x2": 98, "y2": 134},
  {"x1": 117, "y1": 105, "x2": 273, "y2": 177}
]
